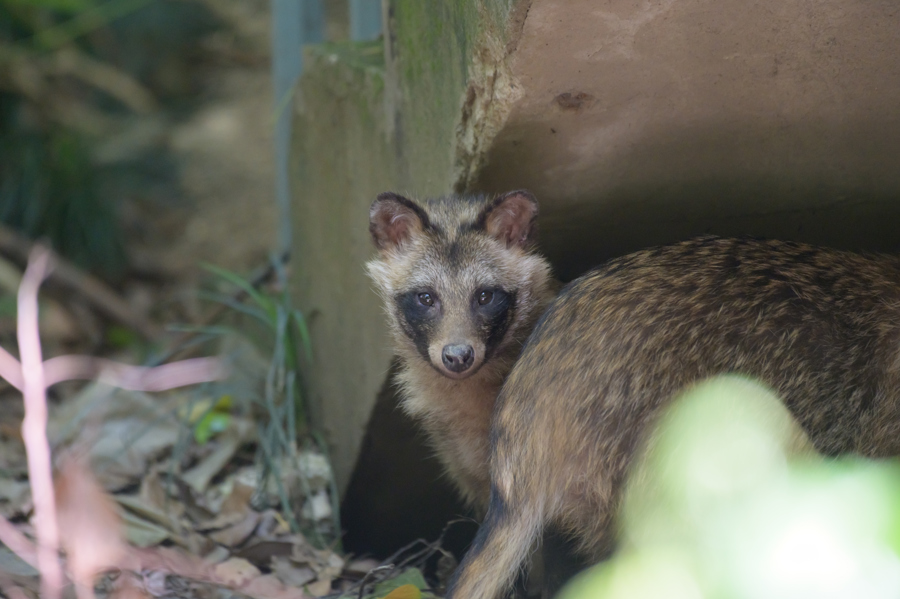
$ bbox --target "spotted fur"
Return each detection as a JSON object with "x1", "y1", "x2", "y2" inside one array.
[
  {"x1": 448, "y1": 236, "x2": 900, "y2": 599},
  {"x1": 367, "y1": 191, "x2": 557, "y2": 508}
]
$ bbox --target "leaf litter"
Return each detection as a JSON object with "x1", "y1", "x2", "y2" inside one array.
[{"x1": 0, "y1": 326, "x2": 450, "y2": 599}]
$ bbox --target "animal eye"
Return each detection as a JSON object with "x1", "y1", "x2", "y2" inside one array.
[
  {"x1": 418, "y1": 292, "x2": 435, "y2": 307},
  {"x1": 477, "y1": 290, "x2": 494, "y2": 305}
]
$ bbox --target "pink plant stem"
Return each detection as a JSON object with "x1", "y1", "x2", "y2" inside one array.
[
  {"x1": 0, "y1": 345, "x2": 23, "y2": 391},
  {"x1": 0, "y1": 247, "x2": 227, "y2": 596},
  {"x1": 0, "y1": 514, "x2": 38, "y2": 569},
  {"x1": 42, "y1": 356, "x2": 224, "y2": 390},
  {"x1": 17, "y1": 248, "x2": 63, "y2": 599}
]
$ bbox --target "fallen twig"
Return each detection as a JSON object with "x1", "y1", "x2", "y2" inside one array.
[
  {"x1": 329, "y1": 519, "x2": 470, "y2": 599},
  {"x1": 0, "y1": 514, "x2": 38, "y2": 569},
  {"x1": 0, "y1": 349, "x2": 223, "y2": 393},
  {"x1": 357, "y1": 565, "x2": 394, "y2": 599},
  {"x1": 42, "y1": 355, "x2": 225, "y2": 390},
  {"x1": 0, "y1": 247, "x2": 228, "y2": 599},
  {"x1": 0, "y1": 224, "x2": 161, "y2": 340}
]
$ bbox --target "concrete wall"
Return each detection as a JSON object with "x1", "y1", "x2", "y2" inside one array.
[
  {"x1": 291, "y1": 41, "x2": 396, "y2": 493},
  {"x1": 290, "y1": 0, "x2": 523, "y2": 493},
  {"x1": 474, "y1": 0, "x2": 900, "y2": 279}
]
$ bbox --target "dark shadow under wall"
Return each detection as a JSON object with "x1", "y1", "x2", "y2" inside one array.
[{"x1": 341, "y1": 359, "x2": 479, "y2": 561}]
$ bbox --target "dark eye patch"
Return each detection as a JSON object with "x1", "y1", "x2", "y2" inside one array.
[
  {"x1": 396, "y1": 290, "x2": 440, "y2": 362},
  {"x1": 472, "y1": 288, "x2": 516, "y2": 358}
]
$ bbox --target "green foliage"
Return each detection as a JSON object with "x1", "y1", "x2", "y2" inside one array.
[
  {"x1": 191, "y1": 395, "x2": 233, "y2": 444},
  {"x1": 0, "y1": 0, "x2": 169, "y2": 281},
  {"x1": 199, "y1": 261, "x2": 342, "y2": 547},
  {"x1": 0, "y1": 295, "x2": 16, "y2": 317},
  {"x1": 0, "y1": 122, "x2": 126, "y2": 279},
  {"x1": 201, "y1": 262, "x2": 313, "y2": 386},
  {"x1": 559, "y1": 375, "x2": 900, "y2": 599},
  {"x1": 104, "y1": 324, "x2": 140, "y2": 349},
  {"x1": 0, "y1": 0, "x2": 129, "y2": 280},
  {"x1": 3, "y1": 0, "x2": 96, "y2": 15},
  {"x1": 373, "y1": 568, "x2": 428, "y2": 597}
]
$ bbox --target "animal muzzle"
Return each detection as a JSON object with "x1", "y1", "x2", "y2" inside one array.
[{"x1": 442, "y1": 344, "x2": 475, "y2": 373}]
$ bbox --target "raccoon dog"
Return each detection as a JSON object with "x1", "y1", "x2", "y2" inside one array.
[
  {"x1": 447, "y1": 236, "x2": 900, "y2": 599},
  {"x1": 366, "y1": 190, "x2": 556, "y2": 508}
]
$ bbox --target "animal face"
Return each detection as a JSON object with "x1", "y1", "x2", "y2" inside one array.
[{"x1": 367, "y1": 191, "x2": 550, "y2": 380}]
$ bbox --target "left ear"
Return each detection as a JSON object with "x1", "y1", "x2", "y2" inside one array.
[{"x1": 475, "y1": 190, "x2": 539, "y2": 249}]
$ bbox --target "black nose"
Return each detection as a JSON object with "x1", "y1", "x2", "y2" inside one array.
[{"x1": 442, "y1": 344, "x2": 475, "y2": 373}]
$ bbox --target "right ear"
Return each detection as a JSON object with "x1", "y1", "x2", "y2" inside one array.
[{"x1": 369, "y1": 192, "x2": 431, "y2": 251}]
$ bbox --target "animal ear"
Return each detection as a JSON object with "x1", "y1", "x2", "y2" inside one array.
[
  {"x1": 476, "y1": 190, "x2": 539, "y2": 249},
  {"x1": 369, "y1": 192, "x2": 431, "y2": 251}
]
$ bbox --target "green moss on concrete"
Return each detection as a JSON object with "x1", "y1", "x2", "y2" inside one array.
[
  {"x1": 291, "y1": 40, "x2": 396, "y2": 493},
  {"x1": 388, "y1": 0, "x2": 519, "y2": 195}
]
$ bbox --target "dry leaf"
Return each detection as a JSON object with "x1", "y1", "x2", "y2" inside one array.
[
  {"x1": 271, "y1": 557, "x2": 315, "y2": 587},
  {"x1": 202, "y1": 544, "x2": 230, "y2": 565},
  {"x1": 242, "y1": 574, "x2": 307, "y2": 599},
  {"x1": 213, "y1": 557, "x2": 260, "y2": 587},
  {"x1": 130, "y1": 546, "x2": 213, "y2": 582},
  {"x1": 344, "y1": 558, "x2": 379, "y2": 577},
  {"x1": 198, "y1": 481, "x2": 254, "y2": 530},
  {"x1": 254, "y1": 509, "x2": 291, "y2": 537},
  {"x1": 304, "y1": 578, "x2": 331, "y2": 597},
  {"x1": 116, "y1": 494, "x2": 182, "y2": 533},
  {"x1": 138, "y1": 471, "x2": 182, "y2": 519},
  {"x1": 291, "y1": 544, "x2": 343, "y2": 580},
  {"x1": 107, "y1": 574, "x2": 152, "y2": 599},
  {"x1": 118, "y1": 508, "x2": 171, "y2": 548},
  {"x1": 54, "y1": 457, "x2": 125, "y2": 593},
  {"x1": 234, "y1": 539, "x2": 295, "y2": 567},
  {"x1": 208, "y1": 509, "x2": 260, "y2": 547},
  {"x1": 218, "y1": 480, "x2": 255, "y2": 517},
  {"x1": 181, "y1": 436, "x2": 242, "y2": 495},
  {"x1": 49, "y1": 385, "x2": 181, "y2": 491}
]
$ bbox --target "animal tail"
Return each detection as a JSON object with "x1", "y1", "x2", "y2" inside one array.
[{"x1": 445, "y1": 484, "x2": 546, "y2": 599}]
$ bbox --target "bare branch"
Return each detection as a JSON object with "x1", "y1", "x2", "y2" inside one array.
[
  {"x1": 17, "y1": 247, "x2": 63, "y2": 599},
  {"x1": 0, "y1": 515, "x2": 38, "y2": 569},
  {"x1": 43, "y1": 355, "x2": 225, "y2": 390},
  {"x1": 0, "y1": 345, "x2": 23, "y2": 391}
]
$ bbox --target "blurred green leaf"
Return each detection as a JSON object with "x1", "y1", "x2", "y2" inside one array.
[
  {"x1": 560, "y1": 375, "x2": 900, "y2": 599},
  {"x1": 105, "y1": 325, "x2": 139, "y2": 349},
  {"x1": 4, "y1": 0, "x2": 97, "y2": 14},
  {"x1": 193, "y1": 411, "x2": 231, "y2": 445},
  {"x1": 30, "y1": 0, "x2": 153, "y2": 49},
  {"x1": 0, "y1": 128, "x2": 126, "y2": 280},
  {"x1": 0, "y1": 295, "x2": 16, "y2": 318},
  {"x1": 373, "y1": 568, "x2": 428, "y2": 598},
  {"x1": 292, "y1": 308, "x2": 312, "y2": 361},
  {"x1": 201, "y1": 263, "x2": 276, "y2": 320},
  {"x1": 198, "y1": 290, "x2": 272, "y2": 325}
]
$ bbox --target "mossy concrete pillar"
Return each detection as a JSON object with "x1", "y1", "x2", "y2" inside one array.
[{"x1": 291, "y1": 0, "x2": 524, "y2": 494}]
